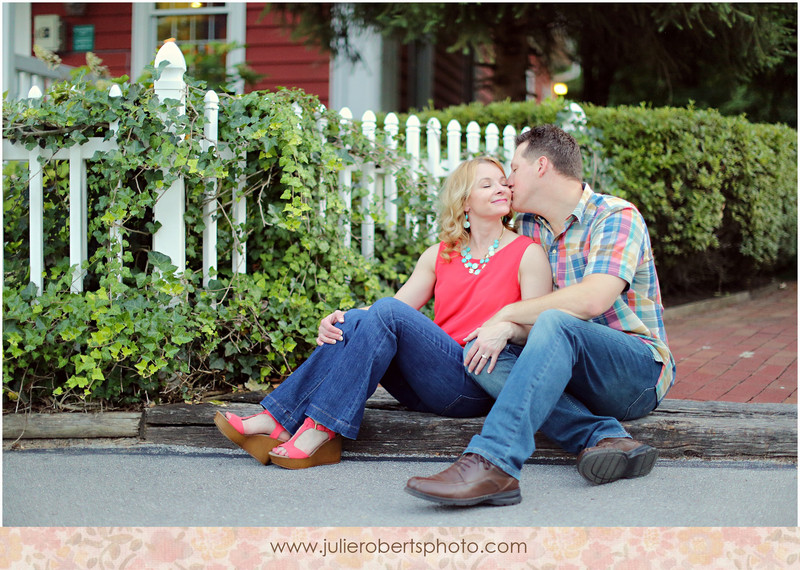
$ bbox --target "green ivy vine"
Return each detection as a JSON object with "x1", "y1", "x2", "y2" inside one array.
[{"x1": 2, "y1": 62, "x2": 436, "y2": 412}]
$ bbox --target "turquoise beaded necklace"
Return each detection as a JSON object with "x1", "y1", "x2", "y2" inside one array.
[{"x1": 460, "y1": 227, "x2": 504, "y2": 275}]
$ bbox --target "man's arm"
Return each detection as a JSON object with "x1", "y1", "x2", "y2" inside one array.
[{"x1": 487, "y1": 272, "x2": 628, "y2": 328}]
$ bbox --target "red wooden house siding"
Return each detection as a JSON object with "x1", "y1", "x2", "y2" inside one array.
[
  {"x1": 28, "y1": 3, "x2": 330, "y2": 105},
  {"x1": 244, "y1": 4, "x2": 330, "y2": 105},
  {"x1": 30, "y1": 3, "x2": 134, "y2": 80}
]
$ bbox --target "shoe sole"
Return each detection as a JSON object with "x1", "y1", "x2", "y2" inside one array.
[
  {"x1": 213, "y1": 412, "x2": 281, "y2": 465},
  {"x1": 269, "y1": 435, "x2": 343, "y2": 470},
  {"x1": 577, "y1": 444, "x2": 658, "y2": 485},
  {"x1": 404, "y1": 486, "x2": 522, "y2": 507}
]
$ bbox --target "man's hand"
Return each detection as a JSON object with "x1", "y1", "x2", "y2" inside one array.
[
  {"x1": 317, "y1": 310, "x2": 346, "y2": 346},
  {"x1": 463, "y1": 322, "x2": 515, "y2": 375}
]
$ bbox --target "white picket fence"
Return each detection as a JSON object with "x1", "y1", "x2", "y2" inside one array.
[{"x1": 2, "y1": 41, "x2": 585, "y2": 296}]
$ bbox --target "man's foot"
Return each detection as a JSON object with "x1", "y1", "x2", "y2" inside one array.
[
  {"x1": 405, "y1": 453, "x2": 521, "y2": 507},
  {"x1": 576, "y1": 437, "x2": 658, "y2": 485}
]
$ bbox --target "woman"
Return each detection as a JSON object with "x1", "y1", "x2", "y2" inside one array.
[{"x1": 214, "y1": 157, "x2": 552, "y2": 469}]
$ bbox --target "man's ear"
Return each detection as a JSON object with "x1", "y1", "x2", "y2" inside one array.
[{"x1": 536, "y1": 156, "x2": 549, "y2": 176}]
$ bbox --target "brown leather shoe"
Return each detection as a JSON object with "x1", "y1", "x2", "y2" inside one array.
[
  {"x1": 577, "y1": 437, "x2": 658, "y2": 485},
  {"x1": 405, "y1": 453, "x2": 521, "y2": 506}
]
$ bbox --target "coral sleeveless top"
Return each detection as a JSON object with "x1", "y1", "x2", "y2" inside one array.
[{"x1": 434, "y1": 235, "x2": 533, "y2": 346}]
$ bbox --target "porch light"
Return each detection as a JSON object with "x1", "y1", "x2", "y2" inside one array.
[
  {"x1": 553, "y1": 83, "x2": 568, "y2": 96},
  {"x1": 190, "y1": 2, "x2": 203, "y2": 8}
]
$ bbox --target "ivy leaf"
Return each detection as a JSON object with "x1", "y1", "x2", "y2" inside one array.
[
  {"x1": 147, "y1": 251, "x2": 174, "y2": 271},
  {"x1": 209, "y1": 356, "x2": 227, "y2": 370}
]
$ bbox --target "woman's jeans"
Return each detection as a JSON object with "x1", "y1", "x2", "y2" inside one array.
[
  {"x1": 260, "y1": 297, "x2": 493, "y2": 440},
  {"x1": 464, "y1": 309, "x2": 663, "y2": 479}
]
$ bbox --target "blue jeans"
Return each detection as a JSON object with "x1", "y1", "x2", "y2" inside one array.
[
  {"x1": 261, "y1": 297, "x2": 493, "y2": 440},
  {"x1": 464, "y1": 309, "x2": 662, "y2": 479}
]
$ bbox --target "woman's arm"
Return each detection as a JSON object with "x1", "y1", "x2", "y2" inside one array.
[
  {"x1": 317, "y1": 244, "x2": 439, "y2": 345},
  {"x1": 392, "y1": 243, "x2": 438, "y2": 310}
]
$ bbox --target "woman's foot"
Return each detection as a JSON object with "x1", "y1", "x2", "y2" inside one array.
[
  {"x1": 269, "y1": 417, "x2": 342, "y2": 470},
  {"x1": 225, "y1": 409, "x2": 290, "y2": 441},
  {"x1": 213, "y1": 409, "x2": 289, "y2": 465},
  {"x1": 271, "y1": 419, "x2": 331, "y2": 457}
]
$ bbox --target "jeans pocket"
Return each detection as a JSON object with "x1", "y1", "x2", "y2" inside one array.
[
  {"x1": 622, "y1": 386, "x2": 657, "y2": 421},
  {"x1": 440, "y1": 393, "x2": 493, "y2": 418}
]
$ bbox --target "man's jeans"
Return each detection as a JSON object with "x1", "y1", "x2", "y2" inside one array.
[
  {"x1": 464, "y1": 309, "x2": 662, "y2": 479},
  {"x1": 261, "y1": 297, "x2": 493, "y2": 440}
]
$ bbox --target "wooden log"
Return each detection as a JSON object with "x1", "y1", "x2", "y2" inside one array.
[
  {"x1": 344, "y1": 409, "x2": 569, "y2": 460},
  {"x1": 2, "y1": 412, "x2": 142, "y2": 439},
  {"x1": 139, "y1": 394, "x2": 797, "y2": 462},
  {"x1": 143, "y1": 402, "x2": 266, "y2": 449},
  {"x1": 8, "y1": 389, "x2": 793, "y2": 462},
  {"x1": 145, "y1": 425, "x2": 237, "y2": 449},
  {"x1": 144, "y1": 402, "x2": 262, "y2": 427}
]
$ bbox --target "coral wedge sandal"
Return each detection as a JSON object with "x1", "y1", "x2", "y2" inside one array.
[
  {"x1": 213, "y1": 410, "x2": 286, "y2": 465},
  {"x1": 269, "y1": 417, "x2": 342, "y2": 470}
]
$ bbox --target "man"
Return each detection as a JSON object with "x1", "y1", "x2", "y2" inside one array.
[{"x1": 405, "y1": 124, "x2": 675, "y2": 506}]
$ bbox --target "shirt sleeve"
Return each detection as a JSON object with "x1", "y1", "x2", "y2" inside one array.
[{"x1": 584, "y1": 206, "x2": 646, "y2": 286}]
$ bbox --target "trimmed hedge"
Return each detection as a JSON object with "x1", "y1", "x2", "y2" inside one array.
[{"x1": 589, "y1": 104, "x2": 797, "y2": 292}]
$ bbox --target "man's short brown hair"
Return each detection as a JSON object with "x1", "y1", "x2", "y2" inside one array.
[{"x1": 515, "y1": 125, "x2": 583, "y2": 181}]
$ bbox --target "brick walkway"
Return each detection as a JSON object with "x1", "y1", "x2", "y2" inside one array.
[{"x1": 664, "y1": 282, "x2": 797, "y2": 404}]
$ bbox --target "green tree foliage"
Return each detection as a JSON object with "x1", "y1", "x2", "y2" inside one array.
[
  {"x1": 575, "y1": 3, "x2": 798, "y2": 125},
  {"x1": 268, "y1": 3, "x2": 796, "y2": 124}
]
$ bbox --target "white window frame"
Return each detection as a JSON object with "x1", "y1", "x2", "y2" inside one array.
[{"x1": 132, "y1": 2, "x2": 246, "y2": 93}]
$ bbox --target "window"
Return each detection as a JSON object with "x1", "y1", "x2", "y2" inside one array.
[
  {"x1": 132, "y1": 2, "x2": 245, "y2": 92},
  {"x1": 155, "y1": 3, "x2": 227, "y2": 53}
]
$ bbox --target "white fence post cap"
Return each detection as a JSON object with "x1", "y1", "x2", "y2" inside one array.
[
  {"x1": 154, "y1": 41, "x2": 187, "y2": 71},
  {"x1": 204, "y1": 90, "x2": 219, "y2": 104}
]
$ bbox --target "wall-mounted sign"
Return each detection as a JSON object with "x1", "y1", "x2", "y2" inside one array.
[{"x1": 72, "y1": 24, "x2": 94, "y2": 52}]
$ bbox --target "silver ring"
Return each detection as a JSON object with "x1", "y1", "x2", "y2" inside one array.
[{"x1": 480, "y1": 354, "x2": 489, "y2": 359}]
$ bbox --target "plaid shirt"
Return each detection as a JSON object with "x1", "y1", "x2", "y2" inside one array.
[{"x1": 518, "y1": 184, "x2": 675, "y2": 401}]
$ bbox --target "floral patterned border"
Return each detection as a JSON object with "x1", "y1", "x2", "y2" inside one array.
[{"x1": 1, "y1": 527, "x2": 798, "y2": 568}]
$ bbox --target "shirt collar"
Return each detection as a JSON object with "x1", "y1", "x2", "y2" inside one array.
[
  {"x1": 533, "y1": 183, "x2": 594, "y2": 234},
  {"x1": 569, "y1": 183, "x2": 594, "y2": 226}
]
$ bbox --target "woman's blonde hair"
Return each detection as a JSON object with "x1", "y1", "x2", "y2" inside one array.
[{"x1": 437, "y1": 156, "x2": 514, "y2": 261}]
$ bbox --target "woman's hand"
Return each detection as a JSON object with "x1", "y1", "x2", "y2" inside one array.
[
  {"x1": 317, "y1": 310, "x2": 346, "y2": 346},
  {"x1": 462, "y1": 321, "x2": 514, "y2": 375}
]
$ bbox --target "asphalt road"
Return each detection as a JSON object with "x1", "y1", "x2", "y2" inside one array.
[{"x1": 3, "y1": 443, "x2": 796, "y2": 527}]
